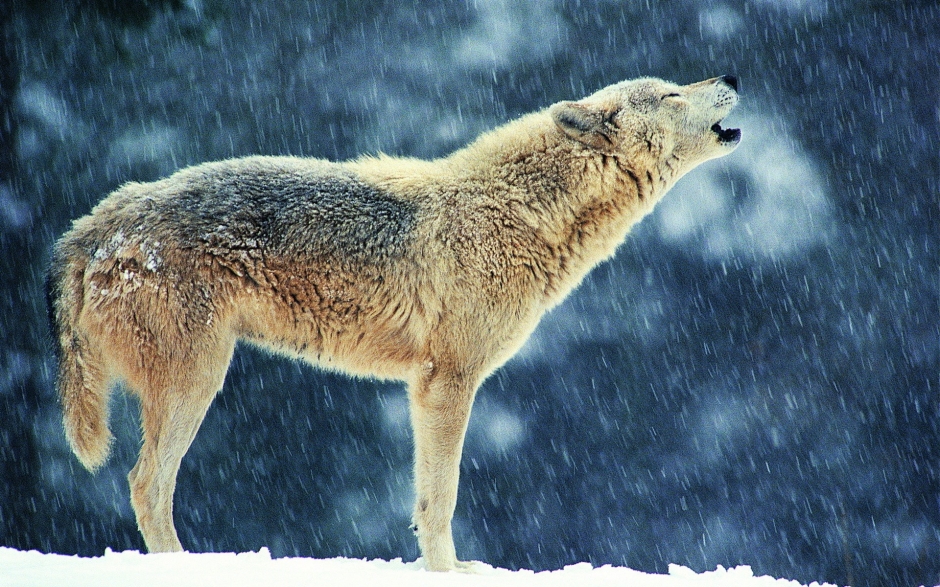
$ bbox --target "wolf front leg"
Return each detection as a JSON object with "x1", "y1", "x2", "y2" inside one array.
[{"x1": 407, "y1": 361, "x2": 479, "y2": 572}]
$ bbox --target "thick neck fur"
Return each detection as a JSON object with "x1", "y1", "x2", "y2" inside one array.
[{"x1": 440, "y1": 111, "x2": 672, "y2": 308}]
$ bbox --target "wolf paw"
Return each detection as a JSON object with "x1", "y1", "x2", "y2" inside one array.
[
  {"x1": 454, "y1": 560, "x2": 484, "y2": 574},
  {"x1": 414, "y1": 557, "x2": 485, "y2": 574}
]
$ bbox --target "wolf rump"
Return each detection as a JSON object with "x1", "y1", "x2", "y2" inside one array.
[{"x1": 48, "y1": 76, "x2": 741, "y2": 571}]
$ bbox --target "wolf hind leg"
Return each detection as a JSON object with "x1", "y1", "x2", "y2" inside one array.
[{"x1": 128, "y1": 342, "x2": 234, "y2": 553}]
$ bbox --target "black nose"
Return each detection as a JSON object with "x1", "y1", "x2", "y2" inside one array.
[{"x1": 721, "y1": 75, "x2": 738, "y2": 91}]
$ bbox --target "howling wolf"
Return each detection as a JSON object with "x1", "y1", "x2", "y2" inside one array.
[{"x1": 48, "y1": 75, "x2": 741, "y2": 571}]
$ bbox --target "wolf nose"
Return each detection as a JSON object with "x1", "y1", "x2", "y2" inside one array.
[{"x1": 720, "y1": 75, "x2": 738, "y2": 91}]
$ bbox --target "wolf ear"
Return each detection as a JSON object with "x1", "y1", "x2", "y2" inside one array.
[{"x1": 550, "y1": 102, "x2": 616, "y2": 151}]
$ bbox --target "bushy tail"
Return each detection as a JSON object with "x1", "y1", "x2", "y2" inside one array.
[{"x1": 47, "y1": 242, "x2": 114, "y2": 471}]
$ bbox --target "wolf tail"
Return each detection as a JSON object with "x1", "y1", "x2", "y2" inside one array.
[{"x1": 47, "y1": 239, "x2": 114, "y2": 471}]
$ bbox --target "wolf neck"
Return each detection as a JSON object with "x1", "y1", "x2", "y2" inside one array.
[{"x1": 447, "y1": 111, "x2": 671, "y2": 306}]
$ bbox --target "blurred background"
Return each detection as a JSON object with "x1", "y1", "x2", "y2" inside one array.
[{"x1": 1, "y1": 1, "x2": 937, "y2": 586}]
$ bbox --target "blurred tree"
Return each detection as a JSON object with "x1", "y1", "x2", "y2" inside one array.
[
  {"x1": 0, "y1": 0, "x2": 33, "y2": 555},
  {"x1": 0, "y1": 0, "x2": 189, "y2": 553}
]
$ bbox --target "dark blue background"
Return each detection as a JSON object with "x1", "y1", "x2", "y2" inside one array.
[{"x1": 2, "y1": 2, "x2": 937, "y2": 586}]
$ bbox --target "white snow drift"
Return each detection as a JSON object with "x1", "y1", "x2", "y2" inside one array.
[{"x1": 2, "y1": 547, "x2": 837, "y2": 587}]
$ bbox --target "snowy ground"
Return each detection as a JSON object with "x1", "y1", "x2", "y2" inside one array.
[{"x1": 2, "y1": 547, "x2": 837, "y2": 587}]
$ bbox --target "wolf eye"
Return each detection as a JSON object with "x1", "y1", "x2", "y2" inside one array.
[{"x1": 662, "y1": 93, "x2": 681, "y2": 100}]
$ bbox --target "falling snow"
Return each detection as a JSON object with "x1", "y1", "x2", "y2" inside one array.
[{"x1": 1, "y1": 2, "x2": 937, "y2": 587}]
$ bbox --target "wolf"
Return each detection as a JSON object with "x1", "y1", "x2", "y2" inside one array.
[{"x1": 48, "y1": 75, "x2": 741, "y2": 571}]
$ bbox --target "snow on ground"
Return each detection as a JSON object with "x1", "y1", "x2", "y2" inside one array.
[{"x1": 2, "y1": 547, "x2": 836, "y2": 587}]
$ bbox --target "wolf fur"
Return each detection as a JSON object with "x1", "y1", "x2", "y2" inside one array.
[{"x1": 48, "y1": 76, "x2": 740, "y2": 571}]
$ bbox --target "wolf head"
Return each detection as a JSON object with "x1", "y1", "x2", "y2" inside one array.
[{"x1": 551, "y1": 76, "x2": 741, "y2": 176}]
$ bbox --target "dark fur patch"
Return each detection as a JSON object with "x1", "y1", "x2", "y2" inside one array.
[{"x1": 166, "y1": 160, "x2": 418, "y2": 266}]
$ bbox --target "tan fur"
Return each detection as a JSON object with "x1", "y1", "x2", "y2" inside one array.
[{"x1": 48, "y1": 76, "x2": 740, "y2": 571}]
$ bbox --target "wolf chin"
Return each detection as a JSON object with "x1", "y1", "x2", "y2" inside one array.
[{"x1": 48, "y1": 76, "x2": 740, "y2": 572}]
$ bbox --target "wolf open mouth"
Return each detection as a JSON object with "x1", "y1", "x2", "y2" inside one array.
[{"x1": 712, "y1": 122, "x2": 741, "y2": 144}]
